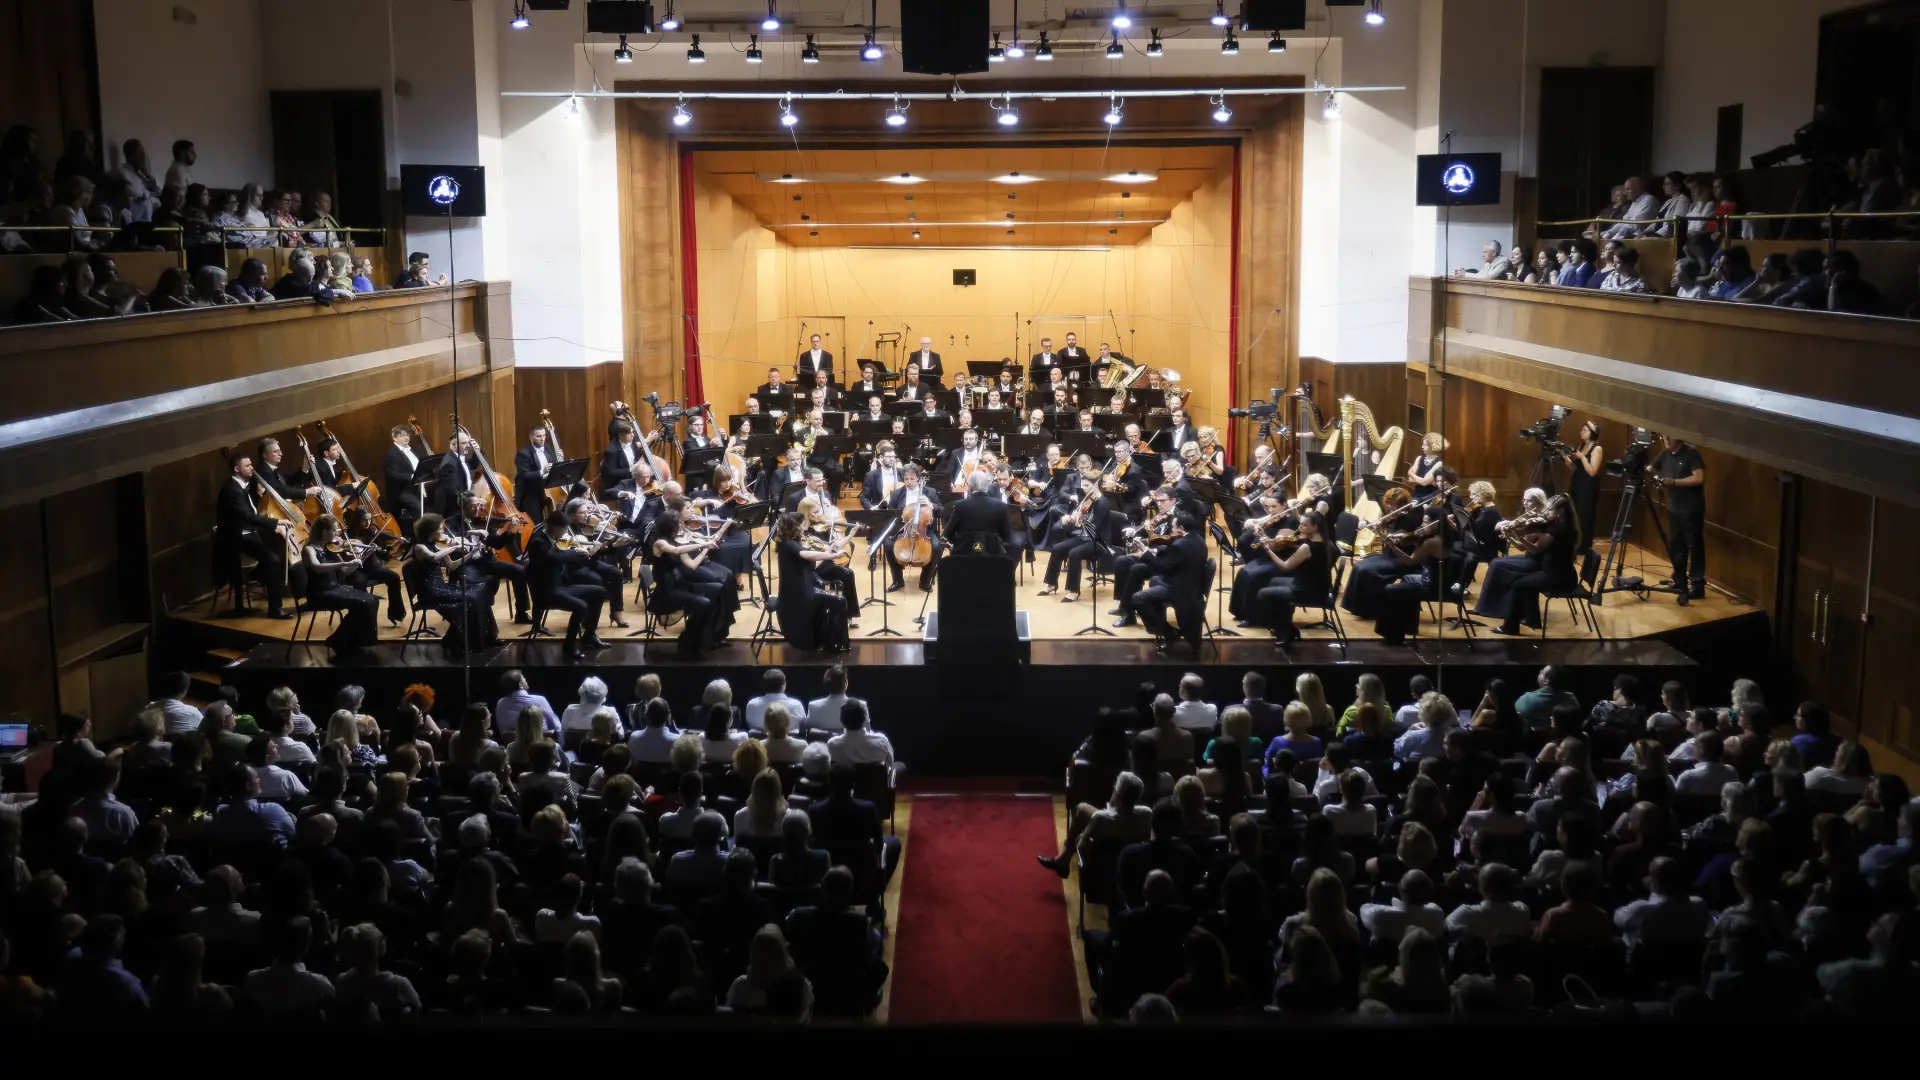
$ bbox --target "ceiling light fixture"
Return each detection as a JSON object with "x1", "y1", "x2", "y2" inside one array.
[
  {"x1": 745, "y1": 34, "x2": 763, "y2": 62},
  {"x1": 658, "y1": 1, "x2": 679, "y2": 31},
  {"x1": 565, "y1": 94, "x2": 581, "y2": 121},
  {"x1": 686, "y1": 35, "x2": 705, "y2": 63},
  {"x1": 672, "y1": 98, "x2": 691, "y2": 127},
  {"x1": 988, "y1": 32, "x2": 1005, "y2": 62},
  {"x1": 510, "y1": 3, "x2": 529, "y2": 29},
  {"x1": 1221, "y1": 29, "x2": 1239, "y2": 55},
  {"x1": 883, "y1": 172, "x2": 924, "y2": 184},
  {"x1": 1322, "y1": 90, "x2": 1342, "y2": 121},
  {"x1": 1210, "y1": 1, "x2": 1230, "y2": 27},
  {"x1": 1365, "y1": 0, "x2": 1386, "y2": 27},
  {"x1": 995, "y1": 92, "x2": 1020, "y2": 126},
  {"x1": 1106, "y1": 33, "x2": 1124, "y2": 60},
  {"x1": 779, "y1": 97, "x2": 798, "y2": 127},
  {"x1": 861, "y1": 34, "x2": 883, "y2": 60},
  {"x1": 1103, "y1": 96, "x2": 1123, "y2": 126},
  {"x1": 1104, "y1": 169, "x2": 1154, "y2": 183},
  {"x1": 1006, "y1": 34, "x2": 1026, "y2": 59},
  {"x1": 911, "y1": 230, "x2": 921, "y2": 239},
  {"x1": 1146, "y1": 29, "x2": 1163, "y2": 56},
  {"x1": 761, "y1": 2, "x2": 780, "y2": 32},
  {"x1": 992, "y1": 171, "x2": 1039, "y2": 184},
  {"x1": 770, "y1": 173, "x2": 804, "y2": 184},
  {"x1": 801, "y1": 34, "x2": 820, "y2": 63},
  {"x1": 1111, "y1": 2, "x2": 1133, "y2": 29},
  {"x1": 613, "y1": 34, "x2": 632, "y2": 63},
  {"x1": 1269, "y1": 32, "x2": 1286, "y2": 52},
  {"x1": 1034, "y1": 31, "x2": 1053, "y2": 60},
  {"x1": 884, "y1": 95, "x2": 909, "y2": 127},
  {"x1": 1210, "y1": 93, "x2": 1233, "y2": 123}
]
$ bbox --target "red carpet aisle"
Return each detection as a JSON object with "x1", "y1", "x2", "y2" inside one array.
[{"x1": 885, "y1": 796, "x2": 1084, "y2": 1023}]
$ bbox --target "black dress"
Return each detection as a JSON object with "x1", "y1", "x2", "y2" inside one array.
[
  {"x1": 304, "y1": 547, "x2": 381, "y2": 651},
  {"x1": 1472, "y1": 517, "x2": 1576, "y2": 629},
  {"x1": 776, "y1": 539, "x2": 848, "y2": 652},
  {"x1": 1254, "y1": 540, "x2": 1333, "y2": 640},
  {"x1": 418, "y1": 556, "x2": 499, "y2": 654},
  {"x1": 1567, "y1": 451, "x2": 1601, "y2": 552},
  {"x1": 1340, "y1": 551, "x2": 1414, "y2": 619}
]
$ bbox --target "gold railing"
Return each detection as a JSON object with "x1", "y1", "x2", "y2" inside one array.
[
  {"x1": 1535, "y1": 209, "x2": 1920, "y2": 245},
  {"x1": 1, "y1": 223, "x2": 387, "y2": 262}
]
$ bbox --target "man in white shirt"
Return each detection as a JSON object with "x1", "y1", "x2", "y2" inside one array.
[
  {"x1": 626, "y1": 698, "x2": 681, "y2": 763},
  {"x1": 250, "y1": 736, "x2": 309, "y2": 801},
  {"x1": 493, "y1": 669, "x2": 561, "y2": 738},
  {"x1": 1359, "y1": 869, "x2": 1448, "y2": 944},
  {"x1": 910, "y1": 337, "x2": 942, "y2": 384},
  {"x1": 1673, "y1": 732, "x2": 1738, "y2": 795},
  {"x1": 1451, "y1": 239, "x2": 1515, "y2": 279},
  {"x1": 1444, "y1": 864, "x2": 1534, "y2": 944},
  {"x1": 827, "y1": 700, "x2": 896, "y2": 771},
  {"x1": 151, "y1": 671, "x2": 203, "y2": 735},
  {"x1": 243, "y1": 916, "x2": 335, "y2": 1017},
  {"x1": 1613, "y1": 857, "x2": 1712, "y2": 950},
  {"x1": 109, "y1": 138, "x2": 160, "y2": 222},
  {"x1": 1392, "y1": 676, "x2": 1431, "y2": 734},
  {"x1": 746, "y1": 668, "x2": 809, "y2": 733},
  {"x1": 798, "y1": 333, "x2": 833, "y2": 384},
  {"x1": 188, "y1": 867, "x2": 262, "y2": 945},
  {"x1": 657, "y1": 772, "x2": 730, "y2": 841},
  {"x1": 1393, "y1": 691, "x2": 1457, "y2": 762},
  {"x1": 1603, "y1": 175, "x2": 1660, "y2": 238},
  {"x1": 164, "y1": 139, "x2": 196, "y2": 191},
  {"x1": 1170, "y1": 673, "x2": 1219, "y2": 734},
  {"x1": 805, "y1": 665, "x2": 857, "y2": 734},
  {"x1": 1312, "y1": 744, "x2": 1378, "y2": 801}
]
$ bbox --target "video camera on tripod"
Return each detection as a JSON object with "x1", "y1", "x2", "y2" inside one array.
[
  {"x1": 1227, "y1": 387, "x2": 1283, "y2": 422},
  {"x1": 642, "y1": 391, "x2": 703, "y2": 428},
  {"x1": 1605, "y1": 428, "x2": 1656, "y2": 480},
  {"x1": 1518, "y1": 405, "x2": 1570, "y2": 447}
]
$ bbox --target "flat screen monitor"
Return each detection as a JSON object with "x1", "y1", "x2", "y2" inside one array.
[
  {"x1": 1415, "y1": 152, "x2": 1502, "y2": 207},
  {"x1": 400, "y1": 164, "x2": 487, "y2": 217}
]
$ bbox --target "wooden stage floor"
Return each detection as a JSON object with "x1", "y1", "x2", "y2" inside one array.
[{"x1": 169, "y1": 537, "x2": 1749, "y2": 649}]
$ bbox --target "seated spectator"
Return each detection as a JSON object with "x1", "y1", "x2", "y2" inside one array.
[
  {"x1": 575, "y1": 709, "x2": 620, "y2": 766},
  {"x1": 1597, "y1": 247, "x2": 1649, "y2": 292},
  {"x1": 749, "y1": 668, "x2": 809, "y2": 732},
  {"x1": 1171, "y1": 775, "x2": 1222, "y2": 841},
  {"x1": 1203, "y1": 704, "x2": 1262, "y2": 765},
  {"x1": 206, "y1": 765, "x2": 297, "y2": 847},
  {"x1": 12, "y1": 264, "x2": 77, "y2": 323},
  {"x1": 701, "y1": 704, "x2": 746, "y2": 764},
  {"x1": 1668, "y1": 255, "x2": 1708, "y2": 299},
  {"x1": 265, "y1": 190, "x2": 298, "y2": 246},
  {"x1": 271, "y1": 248, "x2": 346, "y2": 303},
  {"x1": 560, "y1": 675, "x2": 616, "y2": 737},
  {"x1": 148, "y1": 933, "x2": 232, "y2": 1016},
  {"x1": 1394, "y1": 691, "x2": 1457, "y2": 762},
  {"x1": 246, "y1": 734, "x2": 307, "y2": 802},
  {"x1": 210, "y1": 189, "x2": 244, "y2": 243},
  {"x1": 626, "y1": 696, "x2": 680, "y2": 763},
  {"x1": 1768, "y1": 248, "x2": 1830, "y2": 309},
  {"x1": 1789, "y1": 702, "x2": 1839, "y2": 771},
  {"x1": 516, "y1": 741, "x2": 577, "y2": 819},
  {"x1": 1507, "y1": 243, "x2": 1536, "y2": 282},
  {"x1": 770, "y1": 810, "x2": 830, "y2": 891},
  {"x1": 395, "y1": 250, "x2": 448, "y2": 288},
  {"x1": 1271, "y1": 924, "x2": 1344, "y2": 1014},
  {"x1": 827, "y1": 700, "x2": 895, "y2": 770},
  {"x1": 1313, "y1": 741, "x2": 1377, "y2": 801},
  {"x1": 1556, "y1": 237, "x2": 1597, "y2": 287},
  {"x1": 235, "y1": 183, "x2": 272, "y2": 247},
  {"x1": 186, "y1": 864, "x2": 263, "y2": 946},
  {"x1": 1267, "y1": 701, "x2": 1324, "y2": 767},
  {"x1": 57, "y1": 914, "x2": 147, "y2": 1015},
  {"x1": 734, "y1": 768, "x2": 789, "y2": 840},
  {"x1": 1164, "y1": 926, "x2": 1250, "y2": 1016},
  {"x1": 69, "y1": 758, "x2": 139, "y2": 847},
  {"x1": 1136, "y1": 694, "x2": 1195, "y2": 768},
  {"x1": 533, "y1": 873, "x2": 600, "y2": 944},
  {"x1": 49, "y1": 176, "x2": 98, "y2": 251},
  {"x1": 658, "y1": 772, "x2": 729, "y2": 843},
  {"x1": 1360, "y1": 868, "x2": 1447, "y2": 944},
  {"x1": 304, "y1": 191, "x2": 344, "y2": 247},
  {"x1": 189, "y1": 264, "x2": 239, "y2": 307},
  {"x1": 1450, "y1": 239, "x2": 1514, "y2": 278},
  {"x1": 1445, "y1": 863, "x2": 1532, "y2": 945},
  {"x1": 242, "y1": 916, "x2": 333, "y2": 1018},
  {"x1": 761, "y1": 703, "x2": 808, "y2": 764},
  {"x1": 351, "y1": 255, "x2": 376, "y2": 293},
  {"x1": 1172, "y1": 672, "x2": 1219, "y2": 733},
  {"x1": 1361, "y1": 926, "x2": 1450, "y2": 1014},
  {"x1": 783, "y1": 865, "x2": 884, "y2": 1015},
  {"x1": 1675, "y1": 731, "x2": 1738, "y2": 795},
  {"x1": 1322, "y1": 770, "x2": 1378, "y2": 838},
  {"x1": 1601, "y1": 175, "x2": 1659, "y2": 238},
  {"x1": 1614, "y1": 855, "x2": 1712, "y2": 951},
  {"x1": 728, "y1": 925, "x2": 813, "y2": 1017},
  {"x1": 1858, "y1": 801, "x2": 1918, "y2": 889},
  {"x1": 1805, "y1": 740, "x2": 1873, "y2": 797},
  {"x1": 331, "y1": 922, "x2": 420, "y2": 1021},
  {"x1": 226, "y1": 257, "x2": 272, "y2": 303},
  {"x1": 1037, "y1": 771, "x2": 1152, "y2": 877}
]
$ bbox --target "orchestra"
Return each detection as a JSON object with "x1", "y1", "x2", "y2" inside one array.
[{"x1": 209, "y1": 339, "x2": 1565, "y2": 658}]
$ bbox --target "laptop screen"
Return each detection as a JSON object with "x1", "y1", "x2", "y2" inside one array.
[{"x1": 0, "y1": 724, "x2": 28, "y2": 749}]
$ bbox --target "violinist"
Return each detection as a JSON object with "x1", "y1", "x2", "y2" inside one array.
[
  {"x1": 411, "y1": 513, "x2": 501, "y2": 656},
  {"x1": 564, "y1": 498, "x2": 632, "y2": 630},
  {"x1": 301, "y1": 515, "x2": 382, "y2": 657},
  {"x1": 1341, "y1": 487, "x2": 1419, "y2": 621},
  {"x1": 1471, "y1": 489, "x2": 1573, "y2": 635},
  {"x1": 882, "y1": 464, "x2": 943, "y2": 592},
  {"x1": 1229, "y1": 489, "x2": 1295, "y2": 626},
  {"x1": 513, "y1": 424, "x2": 559, "y2": 519},
  {"x1": 647, "y1": 506, "x2": 732, "y2": 655},
  {"x1": 1102, "y1": 440, "x2": 1151, "y2": 522},
  {"x1": 433, "y1": 431, "x2": 477, "y2": 517},
  {"x1": 341, "y1": 504, "x2": 407, "y2": 624},
  {"x1": 381, "y1": 424, "x2": 424, "y2": 533},
  {"x1": 686, "y1": 463, "x2": 757, "y2": 582},
  {"x1": 797, "y1": 495, "x2": 861, "y2": 617},
  {"x1": 1129, "y1": 510, "x2": 1210, "y2": 654},
  {"x1": 215, "y1": 453, "x2": 293, "y2": 618},
  {"x1": 861, "y1": 442, "x2": 904, "y2": 510},
  {"x1": 1110, "y1": 486, "x2": 1178, "y2": 628},
  {"x1": 1037, "y1": 474, "x2": 1111, "y2": 602},
  {"x1": 1232, "y1": 444, "x2": 1280, "y2": 497},
  {"x1": 1455, "y1": 480, "x2": 1506, "y2": 596},
  {"x1": 938, "y1": 428, "x2": 986, "y2": 491},
  {"x1": 1195, "y1": 426, "x2": 1226, "y2": 479},
  {"x1": 457, "y1": 493, "x2": 532, "y2": 625},
  {"x1": 1254, "y1": 509, "x2": 1332, "y2": 646},
  {"x1": 1373, "y1": 497, "x2": 1458, "y2": 646},
  {"x1": 993, "y1": 463, "x2": 1036, "y2": 561},
  {"x1": 526, "y1": 511, "x2": 609, "y2": 660}
]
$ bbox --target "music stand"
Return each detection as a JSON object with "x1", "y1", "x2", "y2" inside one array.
[
  {"x1": 725, "y1": 498, "x2": 776, "y2": 611},
  {"x1": 810, "y1": 435, "x2": 858, "y2": 496},
  {"x1": 1070, "y1": 384, "x2": 1106, "y2": 409},
  {"x1": 1205, "y1": 518, "x2": 1242, "y2": 637},
  {"x1": 754, "y1": 388, "x2": 795, "y2": 415},
  {"x1": 682, "y1": 445, "x2": 723, "y2": 481},
  {"x1": 1092, "y1": 414, "x2": 1132, "y2": 440},
  {"x1": 844, "y1": 509, "x2": 899, "y2": 620},
  {"x1": 1132, "y1": 389, "x2": 1168, "y2": 412},
  {"x1": 931, "y1": 390, "x2": 962, "y2": 415},
  {"x1": 883, "y1": 400, "x2": 925, "y2": 420},
  {"x1": 546, "y1": 458, "x2": 590, "y2": 497},
  {"x1": 848, "y1": 419, "x2": 893, "y2": 442},
  {"x1": 965, "y1": 360, "x2": 1004, "y2": 381},
  {"x1": 1058, "y1": 432, "x2": 1108, "y2": 463},
  {"x1": 928, "y1": 428, "x2": 966, "y2": 452},
  {"x1": 1134, "y1": 450, "x2": 1165, "y2": 487},
  {"x1": 973, "y1": 408, "x2": 1017, "y2": 436},
  {"x1": 776, "y1": 480, "x2": 811, "y2": 513},
  {"x1": 1001, "y1": 434, "x2": 1049, "y2": 469}
]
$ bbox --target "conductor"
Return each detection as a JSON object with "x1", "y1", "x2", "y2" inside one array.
[{"x1": 945, "y1": 471, "x2": 1015, "y2": 556}]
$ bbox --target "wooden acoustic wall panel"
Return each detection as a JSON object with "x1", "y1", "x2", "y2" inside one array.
[
  {"x1": 1238, "y1": 98, "x2": 1303, "y2": 464},
  {"x1": 618, "y1": 109, "x2": 682, "y2": 408},
  {"x1": 0, "y1": 502, "x2": 54, "y2": 725}
]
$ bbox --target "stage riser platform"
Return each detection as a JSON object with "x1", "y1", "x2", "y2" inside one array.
[{"x1": 194, "y1": 616, "x2": 1766, "y2": 777}]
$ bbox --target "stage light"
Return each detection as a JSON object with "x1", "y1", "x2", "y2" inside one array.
[
  {"x1": 1365, "y1": 0, "x2": 1386, "y2": 26},
  {"x1": 510, "y1": 3, "x2": 528, "y2": 29},
  {"x1": 1221, "y1": 30, "x2": 1239, "y2": 55},
  {"x1": 1269, "y1": 32, "x2": 1286, "y2": 52},
  {"x1": 1146, "y1": 29, "x2": 1163, "y2": 56},
  {"x1": 1104, "y1": 169, "x2": 1154, "y2": 183},
  {"x1": 565, "y1": 95, "x2": 581, "y2": 121},
  {"x1": 658, "y1": 1, "x2": 679, "y2": 31},
  {"x1": 1106, "y1": 33, "x2": 1124, "y2": 60},
  {"x1": 801, "y1": 35, "x2": 820, "y2": 63},
  {"x1": 1210, "y1": 2, "x2": 1230, "y2": 27},
  {"x1": 672, "y1": 100, "x2": 692, "y2": 127},
  {"x1": 745, "y1": 34, "x2": 763, "y2": 62},
  {"x1": 770, "y1": 173, "x2": 804, "y2": 184},
  {"x1": 614, "y1": 35, "x2": 632, "y2": 63},
  {"x1": 1034, "y1": 31, "x2": 1053, "y2": 60},
  {"x1": 883, "y1": 172, "x2": 923, "y2": 184},
  {"x1": 1006, "y1": 35, "x2": 1026, "y2": 58},
  {"x1": 1111, "y1": 3, "x2": 1132, "y2": 29},
  {"x1": 1210, "y1": 94, "x2": 1232, "y2": 123},
  {"x1": 1322, "y1": 91, "x2": 1342, "y2": 121},
  {"x1": 912, "y1": 230, "x2": 921, "y2": 239},
  {"x1": 861, "y1": 35, "x2": 883, "y2": 61},
  {"x1": 687, "y1": 35, "x2": 705, "y2": 63},
  {"x1": 992, "y1": 171, "x2": 1039, "y2": 184},
  {"x1": 988, "y1": 32, "x2": 1005, "y2": 61},
  {"x1": 885, "y1": 96, "x2": 909, "y2": 128},
  {"x1": 1104, "y1": 97, "x2": 1123, "y2": 126},
  {"x1": 761, "y1": 2, "x2": 780, "y2": 32},
  {"x1": 996, "y1": 94, "x2": 1020, "y2": 126},
  {"x1": 779, "y1": 97, "x2": 798, "y2": 127}
]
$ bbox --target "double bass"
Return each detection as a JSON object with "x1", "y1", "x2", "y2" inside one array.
[
  {"x1": 289, "y1": 426, "x2": 338, "y2": 521},
  {"x1": 537, "y1": 408, "x2": 574, "y2": 514},
  {"x1": 315, "y1": 417, "x2": 403, "y2": 543},
  {"x1": 452, "y1": 418, "x2": 534, "y2": 550}
]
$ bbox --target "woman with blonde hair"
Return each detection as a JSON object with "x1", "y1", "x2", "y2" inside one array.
[
  {"x1": 1405, "y1": 431, "x2": 1449, "y2": 502},
  {"x1": 578, "y1": 708, "x2": 621, "y2": 766},
  {"x1": 1267, "y1": 701, "x2": 1325, "y2": 769},
  {"x1": 734, "y1": 768, "x2": 790, "y2": 839},
  {"x1": 558, "y1": 930, "x2": 624, "y2": 1013},
  {"x1": 507, "y1": 705, "x2": 544, "y2": 772},
  {"x1": 324, "y1": 250, "x2": 355, "y2": 292},
  {"x1": 1172, "y1": 774, "x2": 1222, "y2": 840},
  {"x1": 761, "y1": 703, "x2": 807, "y2": 764},
  {"x1": 327, "y1": 708, "x2": 377, "y2": 769},
  {"x1": 1336, "y1": 673, "x2": 1388, "y2": 737},
  {"x1": 727, "y1": 924, "x2": 812, "y2": 1016},
  {"x1": 1294, "y1": 673, "x2": 1333, "y2": 731},
  {"x1": 1203, "y1": 704, "x2": 1260, "y2": 764}
]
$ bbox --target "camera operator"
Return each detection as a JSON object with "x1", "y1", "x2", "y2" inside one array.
[
  {"x1": 1650, "y1": 434, "x2": 1707, "y2": 605},
  {"x1": 1559, "y1": 420, "x2": 1604, "y2": 549}
]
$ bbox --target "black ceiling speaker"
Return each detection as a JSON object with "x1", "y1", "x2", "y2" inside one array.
[
  {"x1": 1239, "y1": 0, "x2": 1308, "y2": 30},
  {"x1": 902, "y1": 0, "x2": 990, "y2": 75},
  {"x1": 586, "y1": 1, "x2": 653, "y2": 34},
  {"x1": 526, "y1": 0, "x2": 572, "y2": 10}
]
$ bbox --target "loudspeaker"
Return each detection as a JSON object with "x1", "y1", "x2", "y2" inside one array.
[
  {"x1": 586, "y1": 1, "x2": 653, "y2": 34},
  {"x1": 1239, "y1": 0, "x2": 1308, "y2": 30},
  {"x1": 902, "y1": 0, "x2": 990, "y2": 75}
]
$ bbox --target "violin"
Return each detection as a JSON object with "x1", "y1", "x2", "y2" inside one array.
[{"x1": 804, "y1": 523, "x2": 867, "y2": 565}]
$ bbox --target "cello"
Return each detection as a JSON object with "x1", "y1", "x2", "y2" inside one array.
[
  {"x1": 315, "y1": 417, "x2": 403, "y2": 543},
  {"x1": 892, "y1": 488, "x2": 936, "y2": 568},
  {"x1": 451, "y1": 418, "x2": 534, "y2": 550}
]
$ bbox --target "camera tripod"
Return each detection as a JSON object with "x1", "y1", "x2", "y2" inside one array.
[{"x1": 1597, "y1": 466, "x2": 1670, "y2": 600}]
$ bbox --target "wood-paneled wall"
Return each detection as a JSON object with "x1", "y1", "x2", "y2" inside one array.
[{"x1": 512, "y1": 363, "x2": 623, "y2": 491}]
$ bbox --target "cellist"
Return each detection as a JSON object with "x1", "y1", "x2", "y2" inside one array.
[{"x1": 882, "y1": 463, "x2": 943, "y2": 593}]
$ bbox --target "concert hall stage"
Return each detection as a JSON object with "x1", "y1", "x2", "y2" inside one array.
[{"x1": 161, "y1": 593, "x2": 1767, "y2": 776}]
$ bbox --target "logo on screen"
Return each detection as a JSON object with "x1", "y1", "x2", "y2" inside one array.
[
  {"x1": 428, "y1": 175, "x2": 462, "y2": 207},
  {"x1": 1441, "y1": 163, "x2": 1476, "y2": 196}
]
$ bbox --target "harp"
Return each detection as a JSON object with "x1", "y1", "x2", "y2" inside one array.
[
  {"x1": 1289, "y1": 384, "x2": 1340, "y2": 492},
  {"x1": 1341, "y1": 396, "x2": 1407, "y2": 554}
]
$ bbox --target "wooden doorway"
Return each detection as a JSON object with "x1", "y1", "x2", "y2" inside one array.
[{"x1": 1536, "y1": 67, "x2": 1656, "y2": 223}]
